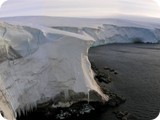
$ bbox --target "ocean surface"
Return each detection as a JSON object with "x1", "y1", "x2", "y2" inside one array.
[{"x1": 89, "y1": 44, "x2": 160, "y2": 120}]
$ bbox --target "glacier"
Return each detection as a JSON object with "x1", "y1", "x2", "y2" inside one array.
[
  {"x1": 0, "y1": 22, "x2": 108, "y2": 120},
  {"x1": 0, "y1": 16, "x2": 160, "y2": 120}
]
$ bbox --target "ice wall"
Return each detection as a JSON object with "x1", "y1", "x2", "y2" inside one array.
[
  {"x1": 51, "y1": 25, "x2": 160, "y2": 46},
  {"x1": 85, "y1": 24, "x2": 160, "y2": 46},
  {"x1": 0, "y1": 22, "x2": 108, "y2": 120}
]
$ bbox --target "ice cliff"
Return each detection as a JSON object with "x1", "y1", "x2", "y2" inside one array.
[
  {"x1": 83, "y1": 25, "x2": 160, "y2": 46},
  {"x1": 0, "y1": 22, "x2": 107, "y2": 120},
  {"x1": 52, "y1": 25, "x2": 160, "y2": 46}
]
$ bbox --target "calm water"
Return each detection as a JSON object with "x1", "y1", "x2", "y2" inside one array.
[{"x1": 89, "y1": 44, "x2": 160, "y2": 120}]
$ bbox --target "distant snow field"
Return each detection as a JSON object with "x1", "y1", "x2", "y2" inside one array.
[{"x1": 0, "y1": 16, "x2": 160, "y2": 120}]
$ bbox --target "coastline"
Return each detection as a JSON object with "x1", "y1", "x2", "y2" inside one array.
[
  {"x1": 16, "y1": 43, "x2": 160, "y2": 120},
  {"x1": 17, "y1": 60, "x2": 126, "y2": 120}
]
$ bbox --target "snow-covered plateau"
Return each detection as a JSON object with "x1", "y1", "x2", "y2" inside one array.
[{"x1": 0, "y1": 16, "x2": 160, "y2": 120}]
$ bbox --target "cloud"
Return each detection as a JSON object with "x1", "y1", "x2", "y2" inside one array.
[
  {"x1": 0, "y1": 0, "x2": 7, "y2": 7},
  {"x1": 153, "y1": 0, "x2": 160, "y2": 6},
  {"x1": 0, "y1": 0, "x2": 160, "y2": 18}
]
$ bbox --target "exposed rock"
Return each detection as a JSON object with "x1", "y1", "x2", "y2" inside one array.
[
  {"x1": 91, "y1": 62, "x2": 112, "y2": 84},
  {"x1": 113, "y1": 111, "x2": 138, "y2": 120}
]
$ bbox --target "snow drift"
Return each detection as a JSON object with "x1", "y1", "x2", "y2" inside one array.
[{"x1": 0, "y1": 22, "x2": 107, "y2": 120}]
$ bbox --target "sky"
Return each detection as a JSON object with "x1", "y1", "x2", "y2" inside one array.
[{"x1": 0, "y1": 0, "x2": 160, "y2": 18}]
